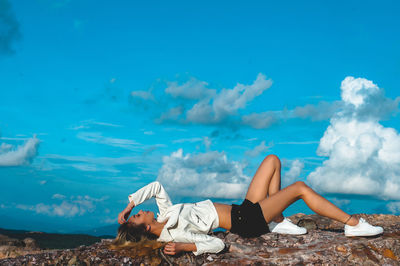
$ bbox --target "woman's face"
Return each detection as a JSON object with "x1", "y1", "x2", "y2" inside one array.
[{"x1": 127, "y1": 210, "x2": 155, "y2": 226}]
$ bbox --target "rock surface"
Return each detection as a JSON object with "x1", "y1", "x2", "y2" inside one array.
[
  {"x1": 0, "y1": 234, "x2": 40, "y2": 259},
  {"x1": 1, "y1": 213, "x2": 399, "y2": 265}
]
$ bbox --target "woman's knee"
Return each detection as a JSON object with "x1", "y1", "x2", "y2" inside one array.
[
  {"x1": 263, "y1": 154, "x2": 281, "y2": 167},
  {"x1": 293, "y1": 181, "x2": 311, "y2": 195}
]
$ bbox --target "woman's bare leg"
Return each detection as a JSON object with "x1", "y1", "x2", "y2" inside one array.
[
  {"x1": 245, "y1": 154, "x2": 284, "y2": 223},
  {"x1": 258, "y1": 181, "x2": 359, "y2": 226}
]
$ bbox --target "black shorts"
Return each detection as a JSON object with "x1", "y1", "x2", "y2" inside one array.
[{"x1": 230, "y1": 199, "x2": 270, "y2": 238}]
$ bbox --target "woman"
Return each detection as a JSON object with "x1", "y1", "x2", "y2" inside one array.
[{"x1": 116, "y1": 154, "x2": 383, "y2": 256}]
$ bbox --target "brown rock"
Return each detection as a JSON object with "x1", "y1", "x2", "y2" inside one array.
[
  {"x1": 335, "y1": 245, "x2": 347, "y2": 253},
  {"x1": 23, "y1": 238, "x2": 38, "y2": 249},
  {"x1": 0, "y1": 214, "x2": 399, "y2": 265},
  {"x1": 382, "y1": 248, "x2": 397, "y2": 260},
  {"x1": 297, "y1": 218, "x2": 318, "y2": 230}
]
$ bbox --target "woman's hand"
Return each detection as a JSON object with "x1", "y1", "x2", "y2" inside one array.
[
  {"x1": 163, "y1": 242, "x2": 184, "y2": 255},
  {"x1": 118, "y1": 202, "x2": 135, "y2": 224},
  {"x1": 163, "y1": 242, "x2": 197, "y2": 255}
]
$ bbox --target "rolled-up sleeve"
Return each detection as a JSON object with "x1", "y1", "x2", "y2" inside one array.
[
  {"x1": 128, "y1": 181, "x2": 172, "y2": 216},
  {"x1": 185, "y1": 232, "x2": 225, "y2": 256}
]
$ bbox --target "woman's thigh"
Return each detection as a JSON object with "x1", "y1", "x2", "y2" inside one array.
[
  {"x1": 258, "y1": 181, "x2": 303, "y2": 223},
  {"x1": 245, "y1": 154, "x2": 281, "y2": 203}
]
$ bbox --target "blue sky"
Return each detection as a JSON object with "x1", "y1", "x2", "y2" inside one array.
[{"x1": 0, "y1": 0, "x2": 399, "y2": 233}]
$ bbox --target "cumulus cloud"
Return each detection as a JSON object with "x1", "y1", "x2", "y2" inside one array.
[
  {"x1": 52, "y1": 193, "x2": 66, "y2": 200},
  {"x1": 307, "y1": 77, "x2": 400, "y2": 200},
  {"x1": 241, "y1": 111, "x2": 277, "y2": 129},
  {"x1": 138, "y1": 73, "x2": 274, "y2": 129},
  {"x1": 245, "y1": 141, "x2": 272, "y2": 157},
  {"x1": 16, "y1": 195, "x2": 106, "y2": 217},
  {"x1": 283, "y1": 159, "x2": 304, "y2": 187},
  {"x1": 0, "y1": 0, "x2": 21, "y2": 55},
  {"x1": 293, "y1": 101, "x2": 343, "y2": 121},
  {"x1": 0, "y1": 135, "x2": 40, "y2": 166},
  {"x1": 157, "y1": 149, "x2": 251, "y2": 199},
  {"x1": 155, "y1": 106, "x2": 184, "y2": 123},
  {"x1": 131, "y1": 89, "x2": 155, "y2": 101},
  {"x1": 185, "y1": 73, "x2": 272, "y2": 124},
  {"x1": 165, "y1": 77, "x2": 216, "y2": 100},
  {"x1": 290, "y1": 77, "x2": 399, "y2": 122}
]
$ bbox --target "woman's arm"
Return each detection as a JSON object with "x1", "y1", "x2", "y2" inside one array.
[
  {"x1": 176, "y1": 232, "x2": 225, "y2": 256},
  {"x1": 118, "y1": 201, "x2": 135, "y2": 224},
  {"x1": 163, "y1": 242, "x2": 197, "y2": 255},
  {"x1": 127, "y1": 181, "x2": 173, "y2": 216}
]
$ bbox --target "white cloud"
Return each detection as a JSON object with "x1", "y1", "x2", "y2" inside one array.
[
  {"x1": 165, "y1": 77, "x2": 216, "y2": 100},
  {"x1": 68, "y1": 163, "x2": 121, "y2": 173},
  {"x1": 76, "y1": 132, "x2": 141, "y2": 150},
  {"x1": 241, "y1": 111, "x2": 277, "y2": 129},
  {"x1": 386, "y1": 201, "x2": 400, "y2": 214},
  {"x1": 283, "y1": 159, "x2": 304, "y2": 187},
  {"x1": 277, "y1": 141, "x2": 319, "y2": 145},
  {"x1": 172, "y1": 137, "x2": 203, "y2": 144},
  {"x1": 69, "y1": 119, "x2": 123, "y2": 130},
  {"x1": 307, "y1": 76, "x2": 400, "y2": 200},
  {"x1": 172, "y1": 136, "x2": 211, "y2": 149},
  {"x1": 91, "y1": 121, "x2": 123, "y2": 127},
  {"x1": 103, "y1": 217, "x2": 117, "y2": 224},
  {"x1": 293, "y1": 101, "x2": 342, "y2": 121},
  {"x1": 154, "y1": 73, "x2": 274, "y2": 128},
  {"x1": 52, "y1": 194, "x2": 66, "y2": 200},
  {"x1": 245, "y1": 141, "x2": 272, "y2": 157},
  {"x1": 291, "y1": 76, "x2": 399, "y2": 121},
  {"x1": 130, "y1": 90, "x2": 155, "y2": 101},
  {"x1": 35, "y1": 152, "x2": 163, "y2": 174},
  {"x1": 328, "y1": 197, "x2": 350, "y2": 207},
  {"x1": 157, "y1": 149, "x2": 251, "y2": 199},
  {"x1": 203, "y1": 136, "x2": 211, "y2": 149},
  {"x1": 186, "y1": 73, "x2": 272, "y2": 124},
  {"x1": 0, "y1": 137, "x2": 31, "y2": 141},
  {"x1": 0, "y1": 142, "x2": 13, "y2": 152},
  {"x1": 0, "y1": 135, "x2": 40, "y2": 166},
  {"x1": 156, "y1": 106, "x2": 184, "y2": 123},
  {"x1": 16, "y1": 195, "x2": 106, "y2": 217}
]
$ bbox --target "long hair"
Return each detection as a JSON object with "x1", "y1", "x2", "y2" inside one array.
[
  {"x1": 109, "y1": 223, "x2": 165, "y2": 264},
  {"x1": 112, "y1": 222, "x2": 158, "y2": 244}
]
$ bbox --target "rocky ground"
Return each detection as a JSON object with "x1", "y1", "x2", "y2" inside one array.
[{"x1": 1, "y1": 213, "x2": 399, "y2": 265}]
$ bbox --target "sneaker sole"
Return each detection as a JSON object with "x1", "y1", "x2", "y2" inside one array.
[
  {"x1": 272, "y1": 230, "x2": 307, "y2": 235},
  {"x1": 345, "y1": 231, "x2": 383, "y2": 237}
]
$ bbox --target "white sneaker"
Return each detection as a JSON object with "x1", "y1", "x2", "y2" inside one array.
[
  {"x1": 269, "y1": 218, "x2": 307, "y2": 235},
  {"x1": 344, "y1": 217, "x2": 383, "y2": 237}
]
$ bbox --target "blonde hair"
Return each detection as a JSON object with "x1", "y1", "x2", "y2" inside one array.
[{"x1": 109, "y1": 223, "x2": 165, "y2": 265}]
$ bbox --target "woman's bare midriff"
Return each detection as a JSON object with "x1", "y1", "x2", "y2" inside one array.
[{"x1": 213, "y1": 202, "x2": 232, "y2": 230}]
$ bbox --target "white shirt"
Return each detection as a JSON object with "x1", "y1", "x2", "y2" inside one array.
[{"x1": 128, "y1": 181, "x2": 225, "y2": 255}]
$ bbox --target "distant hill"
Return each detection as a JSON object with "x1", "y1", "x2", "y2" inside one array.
[
  {"x1": 0, "y1": 228, "x2": 113, "y2": 250},
  {"x1": 71, "y1": 224, "x2": 119, "y2": 237}
]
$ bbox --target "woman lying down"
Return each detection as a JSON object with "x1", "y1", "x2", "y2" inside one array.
[{"x1": 114, "y1": 155, "x2": 383, "y2": 256}]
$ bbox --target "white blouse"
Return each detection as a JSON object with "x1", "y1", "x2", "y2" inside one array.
[{"x1": 128, "y1": 181, "x2": 225, "y2": 255}]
